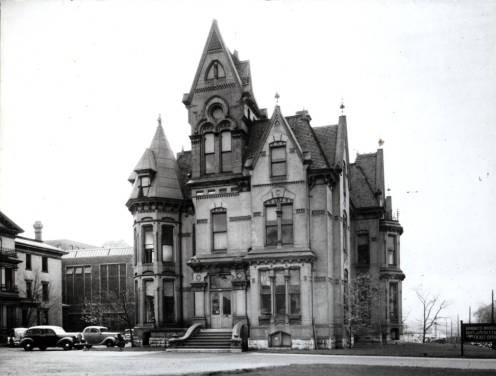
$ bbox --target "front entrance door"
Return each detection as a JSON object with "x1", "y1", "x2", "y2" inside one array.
[{"x1": 211, "y1": 291, "x2": 232, "y2": 328}]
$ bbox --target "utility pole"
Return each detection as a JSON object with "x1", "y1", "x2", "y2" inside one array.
[
  {"x1": 445, "y1": 319, "x2": 448, "y2": 339},
  {"x1": 492, "y1": 289, "x2": 494, "y2": 323},
  {"x1": 469, "y1": 306, "x2": 471, "y2": 324}
]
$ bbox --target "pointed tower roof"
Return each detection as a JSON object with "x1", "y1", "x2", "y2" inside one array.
[
  {"x1": 183, "y1": 20, "x2": 255, "y2": 107},
  {"x1": 128, "y1": 122, "x2": 184, "y2": 201}
]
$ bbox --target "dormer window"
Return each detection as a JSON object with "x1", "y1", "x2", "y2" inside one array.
[
  {"x1": 270, "y1": 141, "x2": 287, "y2": 177},
  {"x1": 138, "y1": 175, "x2": 152, "y2": 196},
  {"x1": 204, "y1": 133, "x2": 215, "y2": 174},
  {"x1": 221, "y1": 131, "x2": 232, "y2": 172},
  {"x1": 206, "y1": 60, "x2": 225, "y2": 80}
]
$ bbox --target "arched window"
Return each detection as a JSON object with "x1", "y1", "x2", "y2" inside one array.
[
  {"x1": 206, "y1": 60, "x2": 226, "y2": 80},
  {"x1": 221, "y1": 131, "x2": 232, "y2": 172},
  {"x1": 204, "y1": 133, "x2": 215, "y2": 174}
]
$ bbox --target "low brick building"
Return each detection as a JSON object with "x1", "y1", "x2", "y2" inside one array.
[
  {"x1": 126, "y1": 21, "x2": 405, "y2": 349},
  {"x1": 61, "y1": 247, "x2": 134, "y2": 331}
]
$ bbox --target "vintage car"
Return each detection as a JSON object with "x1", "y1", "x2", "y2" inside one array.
[
  {"x1": 8, "y1": 327, "x2": 27, "y2": 347},
  {"x1": 19, "y1": 326, "x2": 84, "y2": 351},
  {"x1": 81, "y1": 326, "x2": 121, "y2": 348}
]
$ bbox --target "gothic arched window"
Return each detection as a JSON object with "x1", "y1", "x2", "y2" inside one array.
[{"x1": 206, "y1": 60, "x2": 225, "y2": 80}]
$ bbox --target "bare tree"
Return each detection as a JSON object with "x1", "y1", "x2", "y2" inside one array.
[
  {"x1": 80, "y1": 288, "x2": 135, "y2": 346},
  {"x1": 20, "y1": 271, "x2": 57, "y2": 326},
  {"x1": 345, "y1": 272, "x2": 380, "y2": 347},
  {"x1": 415, "y1": 288, "x2": 449, "y2": 343},
  {"x1": 474, "y1": 303, "x2": 494, "y2": 323}
]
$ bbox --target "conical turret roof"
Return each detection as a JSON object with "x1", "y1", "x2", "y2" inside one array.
[{"x1": 128, "y1": 122, "x2": 183, "y2": 201}]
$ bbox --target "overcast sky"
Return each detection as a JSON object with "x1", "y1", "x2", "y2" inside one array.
[{"x1": 1, "y1": 0, "x2": 495, "y2": 332}]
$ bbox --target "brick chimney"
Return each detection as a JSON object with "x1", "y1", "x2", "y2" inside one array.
[{"x1": 33, "y1": 221, "x2": 43, "y2": 241}]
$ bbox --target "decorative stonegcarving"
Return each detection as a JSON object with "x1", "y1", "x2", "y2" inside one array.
[
  {"x1": 195, "y1": 82, "x2": 237, "y2": 93},
  {"x1": 229, "y1": 215, "x2": 252, "y2": 222},
  {"x1": 311, "y1": 210, "x2": 325, "y2": 216},
  {"x1": 252, "y1": 180, "x2": 305, "y2": 188},
  {"x1": 197, "y1": 219, "x2": 208, "y2": 224},
  {"x1": 296, "y1": 208, "x2": 305, "y2": 214}
]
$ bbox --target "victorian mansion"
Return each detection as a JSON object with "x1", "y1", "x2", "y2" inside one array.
[{"x1": 126, "y1": 21, "x2": 404, "y2": 349}]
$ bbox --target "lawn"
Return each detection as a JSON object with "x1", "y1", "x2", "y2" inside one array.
[
  {"x1": 260, "y1": 342, "x2": 496, "y2": 359},
  {"x1": 211, "y1": 364, "x2": 496, "y2": 376}
]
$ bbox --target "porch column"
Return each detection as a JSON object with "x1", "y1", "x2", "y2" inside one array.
[{"x1": 232, "y1": 277, "x2": 248, "y2": 324}]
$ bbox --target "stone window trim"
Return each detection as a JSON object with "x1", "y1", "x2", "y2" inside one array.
[
  {"x1": 264, "y1": 197, "x2": 294, "y2": 247},
  {"x1": 259, "y1": 268, "x2": 301, "y2": 324},
  {"x1": 211, "y1": 207, "x2": 227, "y2": 253},
  {"x1": 269, "y1": 141, "x2": 287, "y2": 178}
]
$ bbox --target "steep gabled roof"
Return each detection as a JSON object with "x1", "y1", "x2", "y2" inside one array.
[
  {"x1": 349, "y1": 150, "x2": 385, "y2": 209},
  {"x1": 250, "y1": 106, "x2": 303, "y2": 170},
  {"x1": 286, "y1": 114, "x2": 329, "y2": 170},
  {"x1": 128, "y1": 123, "x2": 183, "y2": 201},
  {"x1": 313, "y1": 125, "x2": 338, "y2": 166},
  {"x1": 183, "y1": 20, "x2": 244, "y2": 105}
]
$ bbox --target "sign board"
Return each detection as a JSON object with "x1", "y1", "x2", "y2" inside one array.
[
  {"x1": 460, "y1": 321, "x2": 496, "y2": 356},
  {"x1": 461, "y1": 323, "x2": 496, "y2": 342}
]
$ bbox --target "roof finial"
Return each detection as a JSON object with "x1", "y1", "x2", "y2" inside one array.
[
  {"x1": 340, "y1": 99, "x2": 345, "y2": 115},
  {"x1": 275, "y1": 92, "x2": 280, "y2": 105},
  {"x1": 158, "y1": 113, "x2": 162, "y2": 127}
]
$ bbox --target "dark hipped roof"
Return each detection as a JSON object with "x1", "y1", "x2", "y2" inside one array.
[
  {"x1": 0, "y1": 210, "x2": 24, "y2": 235},
  {"x1": 349, "y1": 150, "x2": 385, "y2": 209}
]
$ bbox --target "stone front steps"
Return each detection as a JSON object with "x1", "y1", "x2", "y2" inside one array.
[{"x1": 167, "y1": 329, "x2": 237, "y2": 353}]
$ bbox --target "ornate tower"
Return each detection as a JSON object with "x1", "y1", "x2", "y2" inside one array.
[
  {"x1": 126, "y1": 119, "x2": 189, "y2": 339},
  {"x1": 182, "y1": 20, "x2": 265, "y2": 183}
]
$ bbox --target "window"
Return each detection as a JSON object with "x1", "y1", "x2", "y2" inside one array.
[
  {"x1": 221, "y1": 131, "x2": 232, "y2": 172},
  {"x1": 289, "y1": 269, "x2": 301, "y2": 315},
  {"x1": 357, "y1": 233, "x2": 370, "y2": 265},
  {"x1": 260, "y1": 271, "x2": 271, "y2": 315},
  {"x1": 161, "y1": 225, "x2": 174, "y2": 262},
  {"x1": 66, "y1": 267, "x2": 74, "y2": 303},
  {"x1": 265, "y1": 199, "x2": 293, "y2": 246},
  {"x1": 387, "y1": 235, "x2": 396, "y2": 266},
  {"x1": 143, "y1": 226, "x2": 154, "y2": 264},
  {"x1": 259, "y1": 268, "x2": 301, "y2": 319},
  {"x1": 74, "y1": 267, "x2": 83, "y2": 303},
  {"x1": 342, "y1": 212, "x2": 348, "y2": 256},
  {"x1": 84, "y1": 266, "x2": 92, "y2": 301},
  {"x1": 100, "y1": 263, "x2": 126, "y2": 302},
  {"x1": 144, "y1": 280, "x2": 155, "y2": 323},
  {"x1": 389, "y1": 282, "x2": 399, "y2": 323},
  {"x1": 163, "y1": 280, "x2": 175, "y2": 323},
  {"x1": 206, "y1": 60, "x2": 225, "y2": 80},
  {"x1": 204, "y1": 133, "x2": 215, "y2": 174},
  {"x1": 42, "y1": 282, "x2": 49, "y2": 301},
  {"x1": 212, "y1": 208, "x2": 227, "y2": 252},
  {"x1": 270, "y1": 142, "x2": 287, "y2": 177},
  {"x1": 42, "y1": 256, "x2": 48, "y2": 273},
  {"x1": 25, "y1": 280, "x2": 32, "y2": 299},
  {"x1": 25, "y1": 254, "x2": 31, "y2": 270},
  {"x1": 138, "y1": 175, "x2": 151, "y2": 196},
  {"x1": 133, "y1": 228, "x2": 137, "y2": 266}
]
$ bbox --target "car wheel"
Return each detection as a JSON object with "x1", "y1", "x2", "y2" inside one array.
[
  {"x1": 85, "y1": 344, "x2": 92, "y2": 349},
  {"x1": 106, "y1": 340, "x2": 115, "y2": 348},
  {"x1": 62, "y1": 341, "x2": 73, "y2": 351},
  {"x1": 23, "y1": 343, "x2": 33, "y2": 351},
  {"x1": 39, "y1": 345, "x2": 47, "y2": 351}
]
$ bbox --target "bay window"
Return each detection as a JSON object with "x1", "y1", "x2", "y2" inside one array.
[
  {"x1": 161, "y1": 225, "x2": 174, "y2": 262},
  {"x1": 143, "y1": 226, "x2": 154, "y2": 264}
]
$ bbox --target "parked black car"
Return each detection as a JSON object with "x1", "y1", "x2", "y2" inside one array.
[{"x1": 19, "y1": 326, "x2": 84, "y2": 351}]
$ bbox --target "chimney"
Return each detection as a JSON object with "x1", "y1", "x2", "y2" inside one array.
[
  {"x1": 33, "y1": 221, "x2": 43, "y2": 241},
  {"x1": 385, "y1": 196, "x2": 393, "y2": 220}
]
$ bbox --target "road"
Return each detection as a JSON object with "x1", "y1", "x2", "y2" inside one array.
[{"x1": 0, "y1": 347, "x2": 495, "y2": 376}]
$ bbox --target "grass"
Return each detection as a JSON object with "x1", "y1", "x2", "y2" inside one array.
[
  {"x1": 204, "y1": 364, "x2": 496, "y2": 376},
  {"x1": 259, "y1": 342, "x2": 496, "y2": 359}
]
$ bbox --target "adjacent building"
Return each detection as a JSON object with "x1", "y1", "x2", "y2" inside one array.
[
  {"x1": 126, "y1": 21, "x2": 405, "y2": 349},
  {"x1": 61, "y1": 247, "x2": 134, "y2": 331},
  {"x1": 0, "y1": 212, "x2": 65, "y2": 343}
]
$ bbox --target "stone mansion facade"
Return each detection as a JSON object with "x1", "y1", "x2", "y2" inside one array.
[{"x1": 126, "y1": 21, "x2": 404, "y2": 349}]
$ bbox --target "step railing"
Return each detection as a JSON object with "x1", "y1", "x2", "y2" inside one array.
[
  {"x1": 231, "y1": 319, "x2": 249, "y2": 351},
  {"x1": 167, "y1": 323, "x2": 203, "y2": 349}
]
